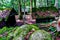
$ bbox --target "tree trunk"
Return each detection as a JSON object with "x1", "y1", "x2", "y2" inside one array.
[
  {"x1": 33, "y1": 0, "x2": 36, "y2": 19},
  {"x1": 34, "y1": 0, "x2": 36, "y2": 12},
  {"x1": 30, "y1": 0, "x2": 32, "y2": 14},
  {"x1": 18, "y1": 0, "x2": 21, "y2": 18}
]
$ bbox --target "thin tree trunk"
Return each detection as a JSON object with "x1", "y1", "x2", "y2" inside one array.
[
  {"x1": 23, "y1": 0, "x2": 26, "y2": 24},
  {"x1": 18, "y1": 0, "x2": 21, "y2": 18},
  {"x1": 34, "y1": 0, "x2": 36, "y2": 19},
  {"x1": 34, "y1": 0, "x2": 36, "y2": 11},
  {"x1": 30, "y1": 0, "x2": 32, "y2": 14},
  {"x1": 34, "y1": 0, "x2": 36, "y2": 8},
  {"x1": 20, "y1": 0, "x2": 22, "y2": 17}
]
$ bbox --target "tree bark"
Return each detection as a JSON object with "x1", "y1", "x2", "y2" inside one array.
[
  {"x1": 34, "y1": 0, "x2": 36, "y2": 12},
  {"x1": 18, "y1": 0, "x2": 21, "y2": 18},
  {"x1": 30, "y1": 0, "x2": 32, "y2": 14}
]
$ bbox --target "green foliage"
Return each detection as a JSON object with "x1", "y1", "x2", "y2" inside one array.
[
  {"x1": 37, "y1": 6, "x2": 58, "y2": 12},
  {"x1": 0, "y1": 25, "x2": 52, "y2": 40},
  {"x1": 48, "y1": 6, "x2": 58, "y2": 12},
  {"x1": 0, "y1": 0, "x2": 18, "y2": 12},
  {"x1": 0, "y1": 27, "x2": 7, "y2": 34}
]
